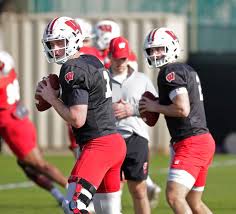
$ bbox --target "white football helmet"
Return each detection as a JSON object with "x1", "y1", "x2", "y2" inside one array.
[
  {"x1": 0, "y1": 51, "x2": 15, "y2": 75},
  {"x1": 93, "y1": 20, "x2": 120, "y2": 50},
  {"x1": 144, "y1": 27, "x2": 180, "y2": 68},
  {"x1": 74, "y1": 18, "x2": 92, "y2": 40},
  {"x1": 42, "y1": 16, "x2": 84, "y2": 64}
]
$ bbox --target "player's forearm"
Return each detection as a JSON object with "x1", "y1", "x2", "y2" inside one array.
[
  {"x1": 156, "y1": 103, "x2": 189, "y2": 117},
  {"x1": 50, "y1": 98, "x2": 75, "y2": 124}
]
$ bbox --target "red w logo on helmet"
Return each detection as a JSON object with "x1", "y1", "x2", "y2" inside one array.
[
  {"x1": 65, "y1": 71, "x2": 74, "y2": 83},
  {"x1": 65, "y1": 20, "x2": 82, "y2": 34},
  {"x1": 98, "y1": 25, "x2": 112, "y2": 32}
]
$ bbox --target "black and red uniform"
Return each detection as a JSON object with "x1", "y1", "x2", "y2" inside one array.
[
  {"x1": 158, "y1": 62, "x2": 215, "y2": 188},
  {"x1": 158, "y1": 63, "x2": 209, "y2": 143},
  {"x1": 59, "y1": 54, "x2": 126, "y2": 192}
]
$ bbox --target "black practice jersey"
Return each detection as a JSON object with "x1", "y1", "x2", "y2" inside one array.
[
  {"x1": 59, "y1": 54, "x2": 117, "y2": 145},
  {"x1": 158, "y1": 63, "x2": 208, "y2": 143}
]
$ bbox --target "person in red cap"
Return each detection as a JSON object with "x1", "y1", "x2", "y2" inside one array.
[{"x1": 109, "y1": 36, "x2": 160, "y2": 214}]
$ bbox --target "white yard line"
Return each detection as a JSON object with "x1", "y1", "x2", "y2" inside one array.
[
  {"x1": 0, "y1": 159, "x2": 236, "y2": 190},
  {"x1": 0, "y1": 181, "x2": 34, "y2": 190}
]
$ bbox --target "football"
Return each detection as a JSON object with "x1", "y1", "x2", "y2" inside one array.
[
  {"x1": 139, "y1": 91, "x2": 159, "y2": 127},
  {"x1": 35, "y1": 74, "x2": 60, "y2": 112}
]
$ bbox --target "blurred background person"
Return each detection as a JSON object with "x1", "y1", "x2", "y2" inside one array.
[
  {"x1": 110, "y1": 36, "x2": 160, "y2": 213},
  {"x1": 125, "y1": 49, "x2": 161, "y2": 208},
  {"x1": 0, "y1": 50, "x2": 67, "y2": 204},
  {"x1": 93, "y1": 19, "x2": 121, "y2": 69}
]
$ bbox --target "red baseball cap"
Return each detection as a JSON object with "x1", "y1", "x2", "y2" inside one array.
[{"x1": 109, "y1": 36, "x2": 130, "y2": 59}]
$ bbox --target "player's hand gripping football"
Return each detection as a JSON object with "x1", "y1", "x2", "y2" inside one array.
[
  {"x1": 36, "y1": 79, "x2": 58, "y2": 103},
  {"x1": 139, "y1": 96, "x2": 159, "y2": 113},
  {"x1": 35, "y1": 74, "x2": 60, "y2": 111}
]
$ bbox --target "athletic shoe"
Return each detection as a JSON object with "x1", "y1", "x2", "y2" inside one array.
[{"x1": 147, "y1": 184, "x2": 161, "y2": 208}]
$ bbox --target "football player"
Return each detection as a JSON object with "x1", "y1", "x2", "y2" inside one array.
[
  {"x1": 37, "y1": 16, "x2": 126, "y2": 214},
  {"x1": 93, "y1": 19, "x2": 121, "y2": 69},
  {"x1": 139, "y1": 27, "x2": 215, "y2": 214},
  {"x1": 0, "y1": 51, "x2": 67, "y2": 204}
]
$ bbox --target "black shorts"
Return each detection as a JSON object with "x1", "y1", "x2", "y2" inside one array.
[{"x1": 121, "y1": 133, "x2": 149, "y2": 181}]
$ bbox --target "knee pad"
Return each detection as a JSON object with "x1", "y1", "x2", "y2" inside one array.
[
  {"x1": 62, "y1": 176, "x2": 96, "y2": 214},
  {"x1": 93, "y1": 191, "x2": 122, "y2": 214}
]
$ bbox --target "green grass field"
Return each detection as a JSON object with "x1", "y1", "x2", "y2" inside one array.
[{"x1": 0, "y1": 153, "x2": 236, "y2": 214}]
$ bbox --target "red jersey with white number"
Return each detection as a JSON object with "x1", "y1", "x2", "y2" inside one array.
[{"x1": 0, "y1": 69, "x2": 20, "y2": 109}]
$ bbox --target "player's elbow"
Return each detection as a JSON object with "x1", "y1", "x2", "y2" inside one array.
[
  {"x1": 69, "y1": 113, "x2": 86, "y2": 128},
  {"x1": 72, "y1": 122, "x2": 82, "y2": 129},
  {"x1": 178, "y1": 106, "x2": 190, "y2": 117},
  {"x1": 71, "y1": 117, "x2": 86, "y2": 128},
  {"x1": 69, "y1": 105, "x2": 87, "y2": 128}
]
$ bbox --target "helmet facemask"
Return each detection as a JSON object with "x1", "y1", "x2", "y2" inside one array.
[
  {"x1": 145, "y1": 46, "x2": 169, "y2": 68},
  {"x1": 42, "y1": 38, "x2": 69, "y2": 64}
]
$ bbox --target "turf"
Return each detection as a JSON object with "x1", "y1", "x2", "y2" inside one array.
[{"x1": 0, "y1": 153, "x2": 235, "y2": 213}]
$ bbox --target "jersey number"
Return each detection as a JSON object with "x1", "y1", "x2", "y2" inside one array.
[
  {"x1": 6, "y1": 79, "x2": 20, "y2": 104},
  {"x1": 196, "y1": 74, "x2": 203, "y2": 101},
  {"x1": 102, "y1": 70, "x2": 112, "y2": 98}
]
